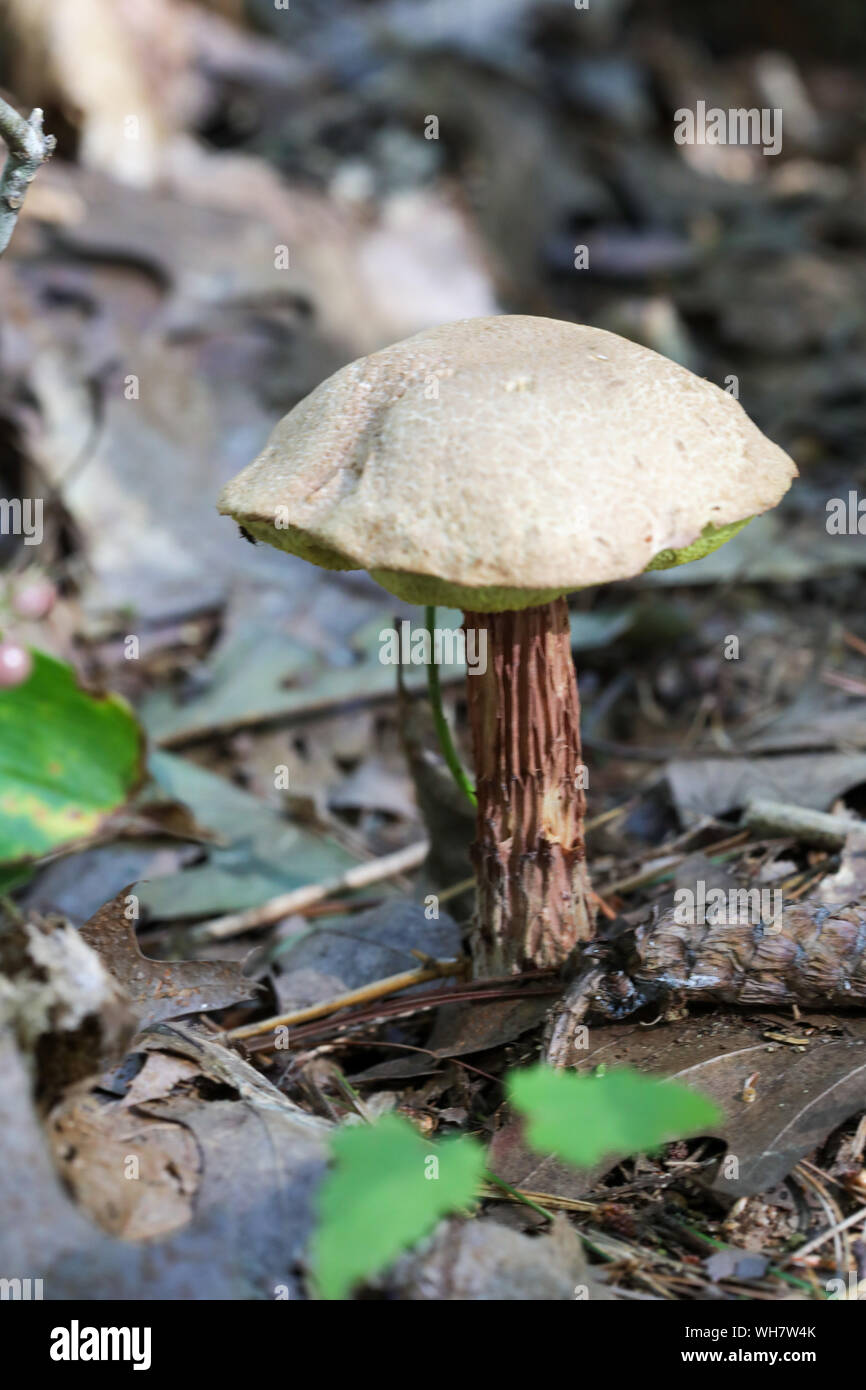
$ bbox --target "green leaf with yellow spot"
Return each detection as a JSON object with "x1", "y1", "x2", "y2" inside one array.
[{"x1": 0, "y1": 649, "x2": 144, "y2": 865}]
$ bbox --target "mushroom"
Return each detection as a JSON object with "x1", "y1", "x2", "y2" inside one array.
[{"x1": 218, "y1": 316, "x2": 797, "y2": 976}]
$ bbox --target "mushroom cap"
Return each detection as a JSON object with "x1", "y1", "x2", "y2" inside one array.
[{"x1": 218, "y1": 316, "x2": 797, "y2": 611}]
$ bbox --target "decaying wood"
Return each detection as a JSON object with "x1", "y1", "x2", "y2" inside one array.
[
  {"x1": 547, "y1": 898, "x2": 866, "y2": 1065},
  {"x1": 464, "y1": 598, "x2": 595, "y2": 976},
  {"x1": 627, "y1": 900, "x2": 866, "y2": 1007}
]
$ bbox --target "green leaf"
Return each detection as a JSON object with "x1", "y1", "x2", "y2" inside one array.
[
  {"x1": 311, "y1": 1114, "x2": 485, "y2": 1299},
  {"x1": 509, "y1": 1065, "x2": 721, "y2": 1169},
  {"x1": 0, "y1": 863, "x2": 34, "y2": 895},
  {"x1": 0, "y1": 649, "x2": 144, "y2": 865}
]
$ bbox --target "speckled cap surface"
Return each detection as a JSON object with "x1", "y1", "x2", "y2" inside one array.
[{"x1": 218, "y1": 316, "x2": 797, "y2": 610}]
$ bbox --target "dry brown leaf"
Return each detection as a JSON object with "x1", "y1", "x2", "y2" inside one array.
[
  {"x1": 48, "y1": 1086, "x2": 199, "y2": 1239},
  {"x1": 0, "y1": 1022, "x2": 330, "y2": 1298},
  {"x1": 499, "y1": 1010, "x2": 866, "y2": 1201},
  {"x1": 580, "y1": 1012, "x2": 866, "y2": 1197},
  {"x1": 79, "y1": 887, "x2": 257, "y2": 1028}
]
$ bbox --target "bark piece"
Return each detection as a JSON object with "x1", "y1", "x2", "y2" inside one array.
[
  {"x1": 626, "y1": 900, "x2": 866, "y2": 1009},
  {"x1": 547, "y1": 898, "x2": 866, "y2": 1065}
]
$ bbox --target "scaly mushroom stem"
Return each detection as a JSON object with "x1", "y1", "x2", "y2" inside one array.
[{"x1": 464, "y1": 597, "x2": 595, "y2": 975}]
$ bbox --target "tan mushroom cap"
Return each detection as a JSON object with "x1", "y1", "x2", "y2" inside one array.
[{"x1": 218, "y1": 316, "x2": 797, "y2": 611}]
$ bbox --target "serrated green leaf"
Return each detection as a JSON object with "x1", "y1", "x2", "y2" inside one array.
[
  {"x1": 509, "y1": 1065, "x2": 721, "y2": 1169},
  {"x1": 311, "y1": 1114, "x2": 485, "y2": 1299},
  {"x1": 0, "y1": 649, "x2": 144, "y2": 864}
]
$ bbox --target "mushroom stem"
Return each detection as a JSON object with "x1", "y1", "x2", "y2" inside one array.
[{"x1": 464, "y1": 598, "x2": 595, "y2": 975}]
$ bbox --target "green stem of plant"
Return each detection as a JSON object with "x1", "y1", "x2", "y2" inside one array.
[
  {"x1": 483, "y1": 1170, "x2": 553, "y2": 1222},
  {"x1": 425, "y1": 604, "x2": 477, "y2": 807}
]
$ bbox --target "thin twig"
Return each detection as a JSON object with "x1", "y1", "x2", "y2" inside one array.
[
  {"x1": 329, "y1": 1036, "x2": 500, "y2": 1083},
  {"x1": 780, "y1": 1204, "x2": 866, "y2": 1268},
  {"x1": 190, "y1": 839, "x2": 430, "y2": 943},
  {"x1": 744, "y1": 797, "x2": 864, "y2": 850},
  {"x1": 242, "y1": 979, "x2": 560, "y2": 1050},
  {"x1": 794, "y1": 1163, "x2": 847, "y2": 1273},
  {"x1": 225, "y1": 955, "x2": 465, "y2": 1041},
  {"x1": 0, "y1": 97, "x2": 56, "y2": 256},
  {"x1": 597, "y1": 829, "x2": 751, "y2": 897},
  {"x1": 436, "y1": 874, "x2": 475, "y2": 905}
]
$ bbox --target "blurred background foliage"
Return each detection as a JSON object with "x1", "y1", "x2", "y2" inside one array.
[
  {"x1": 3, "y1": 0, "x2": 866, "y2": 1304},
  {"x1": 1, "y1": 0, "x2": 865, "y2": 903}
]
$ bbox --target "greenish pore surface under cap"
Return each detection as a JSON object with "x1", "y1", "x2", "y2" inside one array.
[{"x1": 233, "y1": 515, "x2": 753, "y2": 613}]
